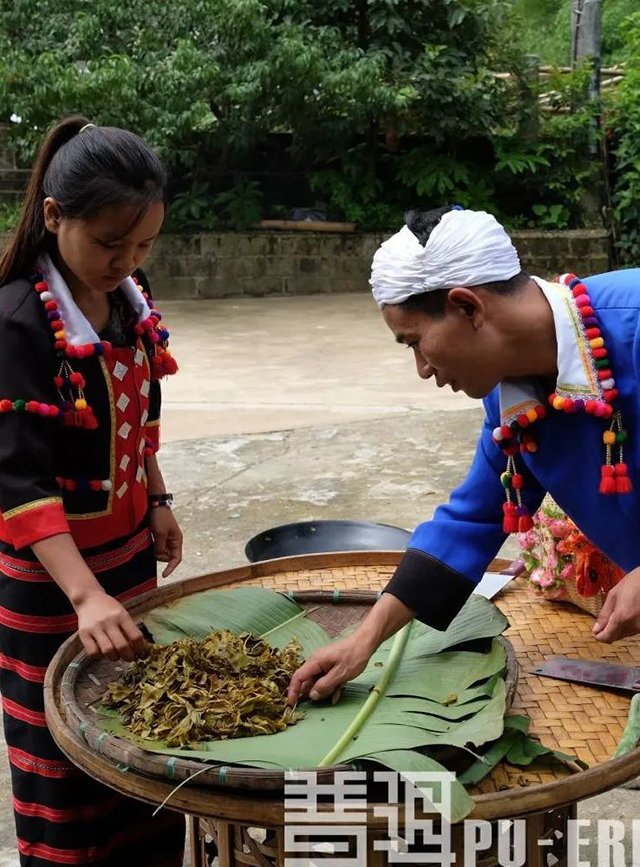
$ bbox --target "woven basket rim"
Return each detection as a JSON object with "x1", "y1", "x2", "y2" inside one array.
[{"x1": 44, "y1": 552, "x2": 640, "y2": 821}]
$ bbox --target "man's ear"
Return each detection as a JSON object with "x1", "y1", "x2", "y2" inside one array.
[{"x1": 447, "y1": 287, "x2": 485, "y2": 329}]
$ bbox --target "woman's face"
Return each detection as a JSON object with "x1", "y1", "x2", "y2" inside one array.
[{"x1": 43, "y1": 199, "x2": 165, "y2": 293}]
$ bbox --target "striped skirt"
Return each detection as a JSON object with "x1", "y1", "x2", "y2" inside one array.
[{"x1": 0, "y1": 525, "x2": 185, "y2": 866}]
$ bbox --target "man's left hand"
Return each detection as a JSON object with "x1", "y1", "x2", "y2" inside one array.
[
  {"x1": 150, "y1": 508, "x2": 183, "y2": 578},
  {"x1": 593, "y1": 567, "x2": 640, "y2": 642}
]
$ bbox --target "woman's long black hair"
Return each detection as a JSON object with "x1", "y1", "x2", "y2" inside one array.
[{"x1": 0, "y1": 115, "x2": 167, "y2": 286}]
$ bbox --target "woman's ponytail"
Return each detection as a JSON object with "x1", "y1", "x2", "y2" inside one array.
[{"x1": 0, "y1": 115, "x2": 89, "y2": 286}]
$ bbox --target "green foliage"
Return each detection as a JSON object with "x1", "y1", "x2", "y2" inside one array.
[
  {"x1": 165, "y1": 182, "x2": 217, "y2": 233},
  {"x1": 0, "y1": 0, "x2": 613, "y2": 233},
  {"x1": 213, "y1": 174, "x2": 263, "y2": 230},
  {"x1": 530, "y1": 203, "x2": 571, "y2": 230},
  {"x1": 309, "y1": 168, "x2": 402, "y2": 230},
  {"x1": 0, "y1": 0, "x2": 526, "y2": 232},
  {"x1": 395, "y1": 148, "x2": 497, "y2": 214},
  {"x1": 0, "y1": 201, "x2": 20, "y2": 233},
  {"x1": 493, "y1": 64, "x2": 600, "y2": 230},
  {"x1": 608, "y1": 12, "x2": 640, "y2": 264},
  {"x1": 494, "y1": 142, "x2": 549, "y2": 175},
  {"x1": 513, "y1": 0, "x2": 637, "y2": 67}
]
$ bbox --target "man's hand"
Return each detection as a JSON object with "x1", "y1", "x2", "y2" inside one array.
[
  {"x1": 593, "y1": 567, "x2": 640, "y2": 643},
  {"x1": 287, "y1": 592, "x2": 415, "y2": 704},
  {"x1": 287, "y1": 633, "x2": 374, "y2": 704}
]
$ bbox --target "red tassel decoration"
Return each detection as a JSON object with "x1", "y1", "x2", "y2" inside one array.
[
  {"x1": 502, "y1": 502, "x2": 518, "y2": 534},
  {"x1": 518, "y1": 514, "x2": 534, "y2": 532},
  {"x1": 151, "y1": 355, "x2": 164, "y2": 380},
  {"x1": 516, "y1": 505, "x2": 534, "y2": 532},
  {"x1": 614, "y1": 462, "x2": 633, "y2": 494},
  {"x1": 599, "y1": 465, "x2": 616, "y2": 494},
  {"x1": 79, "y1": 406, "x2": 98, "y2": 430},
  {"x1": 161, "y1": 350, "x2": 179, "y2": 376}
]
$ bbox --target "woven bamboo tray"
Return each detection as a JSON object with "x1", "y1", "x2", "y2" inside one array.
[
  {"x1": 53, "y1": 584, "x2": 517, "y2": 791},
  {"x1": 45, "y1": 552, "x2": 640, "y2": 824}
]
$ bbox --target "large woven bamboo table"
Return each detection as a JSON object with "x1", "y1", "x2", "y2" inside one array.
[{"x1": 45, "y1": 553, "x2": 640, "y2": 867}]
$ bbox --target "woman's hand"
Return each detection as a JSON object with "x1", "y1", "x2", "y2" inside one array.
[
  {"x1": 76, "y1": 590, "x2": 146, "y2": 661},
  {"x1": 150, "y1": 507, "x2": 183, "y2": 577}
]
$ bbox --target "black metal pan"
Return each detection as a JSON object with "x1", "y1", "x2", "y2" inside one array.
[{"x1": 245, "y1": 519, "x2": 411, "y2": 562}]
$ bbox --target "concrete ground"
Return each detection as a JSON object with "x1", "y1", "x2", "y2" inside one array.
[{"x1": 0, "y1": 294, "x2": 638, "y2": 864}]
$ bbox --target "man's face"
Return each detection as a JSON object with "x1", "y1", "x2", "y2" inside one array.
[{"x1": 382, "y1": 292, "x2": 507, "y2": 399}]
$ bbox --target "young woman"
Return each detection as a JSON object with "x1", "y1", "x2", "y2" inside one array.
[{"x1": 0, "y1": 116, "x2": 185, "y2": 865}]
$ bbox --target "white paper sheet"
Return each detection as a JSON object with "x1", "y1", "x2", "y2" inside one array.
[{"x1": 472, "y1": 571, "x2": 516, "y2": 600}]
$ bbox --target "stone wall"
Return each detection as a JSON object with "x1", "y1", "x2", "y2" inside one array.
[
  {"x1": 142, "y1": 228, "x2": 611, "y2": 300},
  {"x1": 0, "y1": 228, "x2": 611, "y2": 299}
]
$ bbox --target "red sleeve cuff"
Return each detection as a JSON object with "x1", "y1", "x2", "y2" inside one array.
[
  {"x1": 0, "y1": 497, "x2": 70, "y2": 549},
  {"x1": 145, "y1": 421, "x2": 160, "y2": 453}
]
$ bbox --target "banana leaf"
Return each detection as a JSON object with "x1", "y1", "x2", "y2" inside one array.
[
  {"x1": 360, "y1": 750, "x2": 475, "y2": 824},
  {"x1": 102, "y1": 589, "x2": 509, "y2": 795},
  {"x1": 144, "y1": 586, "x2": 331, "y2": 657},
  {"x1": 458, "y1": 715, "x2": 588, "y2": 785}
]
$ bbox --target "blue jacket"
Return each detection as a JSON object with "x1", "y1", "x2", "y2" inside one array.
[{"x1": 386, "y1": 269, "x2": 640, "y2": 628}]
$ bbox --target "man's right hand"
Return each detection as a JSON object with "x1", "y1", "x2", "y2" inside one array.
[
  {"x1": 287, "y1": 592, "x2": 415, "y2": 704},
  {"x1": 287, "y1": 632, "x2": 374, "y2": 704}
]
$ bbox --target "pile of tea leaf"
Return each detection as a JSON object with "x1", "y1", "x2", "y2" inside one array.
[{"x1": 103, "y1": 630, "x2": 304, "y2": 747}]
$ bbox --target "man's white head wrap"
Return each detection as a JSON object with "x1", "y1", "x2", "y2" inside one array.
[{"x1": 369, "y1": 209, "x2": 521, "y2": 308}]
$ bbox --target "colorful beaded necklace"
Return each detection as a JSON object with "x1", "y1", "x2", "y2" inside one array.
[
  {"x1": 28, "y1": 258, "x2": 178, "y2": 430},
  {"x1": 492, "y1": 272, "x2": 631, "y2": 535}
]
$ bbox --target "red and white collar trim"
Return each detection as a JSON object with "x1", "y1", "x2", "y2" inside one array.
[{"x1": 39, "y1": 254, "x2": 152, "y2": 349}]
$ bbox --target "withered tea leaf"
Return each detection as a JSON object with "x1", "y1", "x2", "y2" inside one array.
[{"x1": 103, "y1": 629, "x2": 304, "y2": 747}]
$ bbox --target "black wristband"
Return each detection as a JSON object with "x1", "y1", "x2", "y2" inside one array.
[{"x1": 149, "y1": 493, "x2": 173, "y2": 509}]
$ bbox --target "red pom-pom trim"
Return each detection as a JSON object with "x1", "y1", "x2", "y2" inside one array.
[{"x1": 600, "y1": 465, "x2": 616, "y2": 494}]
